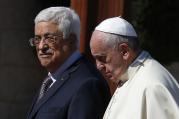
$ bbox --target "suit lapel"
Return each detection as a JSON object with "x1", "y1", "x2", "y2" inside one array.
[
  {"x1": 27, "y1": 92, "x2": 39, "y2": 119},
  {"x1": 29, "y1": 60, "x2": 81, "y2": 118}
]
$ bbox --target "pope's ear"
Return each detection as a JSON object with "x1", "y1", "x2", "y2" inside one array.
[{"x1": 119, "y1": 43, "x2": 130, "y2": 60}]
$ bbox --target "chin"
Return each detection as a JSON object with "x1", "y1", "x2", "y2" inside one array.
[
  {"x1": 104, "y1": 75, "x2": 113, "y2": 81},
  {"x1": 107, "y1": 77, "x2": 118, "y2": 83},
  {"x1": 40, "y1": 60, "x2": 51, "y2": 68}
]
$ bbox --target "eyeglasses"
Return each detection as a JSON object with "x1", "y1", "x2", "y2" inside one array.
[{"x1": 29, "y1": 33, "x2": 63, "y2": 46}]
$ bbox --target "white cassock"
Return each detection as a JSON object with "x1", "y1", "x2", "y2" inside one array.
[{"x1": 103, "y1": 51, "x2": 179, "y2": 119}]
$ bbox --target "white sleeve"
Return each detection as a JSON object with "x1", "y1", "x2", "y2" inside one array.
[{"x1": 145, "y1": 84, "x2": 179, "y2": 119}]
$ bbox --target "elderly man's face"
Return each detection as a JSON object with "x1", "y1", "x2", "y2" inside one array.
[
  {"x1": 90, "y1": 31, "x2": 128, "y2": 83},
  {"x1": 34, "y1": 21, "x2": 69, "y2": 72}
]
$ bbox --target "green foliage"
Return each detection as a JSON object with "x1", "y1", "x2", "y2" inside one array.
[{"x1": 130, "y1": 0, "x2": 179, "y2": 64}]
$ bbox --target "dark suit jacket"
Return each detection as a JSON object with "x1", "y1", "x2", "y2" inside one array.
[{"x1": 27, "y1": 56, "x2": 111, "y2": 119}]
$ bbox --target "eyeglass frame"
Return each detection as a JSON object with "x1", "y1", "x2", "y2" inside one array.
[{"x1": 29, "y1": 33, "x2": 63, "y2": 47}]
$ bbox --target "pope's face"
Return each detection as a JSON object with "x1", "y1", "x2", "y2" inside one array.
[
  {"x1": 35, "y1": 21, "x2": 69, "y2": 72},
  {"x1": 90, "y1": 31, "x2": 127, "y2": 83}
]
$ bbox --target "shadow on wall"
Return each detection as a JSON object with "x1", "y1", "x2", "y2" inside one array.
[
  {"x1": 166, "y1": 62, "x2": 179, "y2": 83},
  {"x1": 125, "y1": 0, "x2": 179, "y2": 64},
  {"x1": 0, "y1": 0, "x2": 70, "y2": 119}
]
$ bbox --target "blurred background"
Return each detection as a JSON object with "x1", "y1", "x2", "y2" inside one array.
[{"x1": 0, "y1": 0, "x2": 178, "y2": 119}]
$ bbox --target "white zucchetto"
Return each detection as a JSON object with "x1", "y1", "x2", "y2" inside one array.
[{"x1": 95, "y1": 16, "x2": 137, "y2": 37}]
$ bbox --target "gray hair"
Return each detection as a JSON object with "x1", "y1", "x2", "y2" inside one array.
[
  {"x1": 101, "y1": 32, "x2": 139, "y2": 51},
  {"x1": 35, "y1": 7, "x2": 80, "y2": 47}
]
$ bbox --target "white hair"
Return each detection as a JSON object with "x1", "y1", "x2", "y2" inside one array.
[
  {"x1": 35, "y1": 7, "x2": 80, "y2": 47},
  {"x1": 99, "y1": 32, "x2": 139, "y2": 51}
]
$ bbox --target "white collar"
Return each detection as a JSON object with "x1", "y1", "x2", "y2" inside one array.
[{"x1": 118, "y1": 51, "x2": 150, "y2": 86}]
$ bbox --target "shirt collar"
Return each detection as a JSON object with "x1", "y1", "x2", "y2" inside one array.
[
  {"x1": 118, "y1": 51, "x2": 150, "y2": 86},
  {"x1": 48, "y1": 72, "x2": 56, "y2": 82}
]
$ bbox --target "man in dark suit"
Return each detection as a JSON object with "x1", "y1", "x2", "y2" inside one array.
[{"x1": 27, "y1": 7, "x2": 111, "y2": 119}]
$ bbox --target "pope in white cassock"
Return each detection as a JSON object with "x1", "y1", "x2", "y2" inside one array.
[{"x1": 90, "y1": 16, "x2": 179, "y2": 119}]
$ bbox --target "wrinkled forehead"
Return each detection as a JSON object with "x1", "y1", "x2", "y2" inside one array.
[
  {"x1": 35, "y1": 21, "x2": 60, "y2": 35},
  {"x1": 90, "y1": 31, "x2": 105, "y2": 45},
  {"x1": 90, "y1": 32, "x2": 111, "y2": 56}
]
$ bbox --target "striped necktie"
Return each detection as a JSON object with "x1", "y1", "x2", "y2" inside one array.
[{"x1": 37, "y1": 77, "x2": 53, "y2": 102}]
